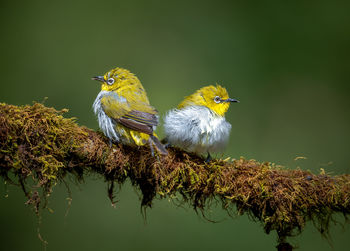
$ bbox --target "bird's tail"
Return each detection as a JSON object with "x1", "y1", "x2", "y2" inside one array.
[{"x1": 150, "y1": 134, "x2": 168, "y2": 155}]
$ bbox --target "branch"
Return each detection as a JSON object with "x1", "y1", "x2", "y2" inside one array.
[{"x1": 1, "y1": 102, "x2": 349, "y2": 250}]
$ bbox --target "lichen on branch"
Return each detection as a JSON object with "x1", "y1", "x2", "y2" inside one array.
[{"x1": 1, "y1": 102, "x2": 350, "y2": 248}]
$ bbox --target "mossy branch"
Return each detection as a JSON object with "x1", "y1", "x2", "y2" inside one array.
[{"x1": 1, "y1": 102, "x2": 350, "y2": 250}]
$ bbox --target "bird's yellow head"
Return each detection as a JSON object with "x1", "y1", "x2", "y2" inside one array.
[
  {"x1": 92, "y1": 67, "x2": 142, "y2": 92},
  {"x1": 178, "y1": 85, "x2": 239, "y2": 116}
]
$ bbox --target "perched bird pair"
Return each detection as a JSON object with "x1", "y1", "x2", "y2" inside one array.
[{"x1": 92, "y1": 67, "x2": 239, "y2": 161}]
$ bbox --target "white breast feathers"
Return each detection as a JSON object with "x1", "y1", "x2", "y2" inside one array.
[
  {"x1": 93, "y1": 90, "x2": 121, "y2": 142},
  {"x1": 163, "y1": 105, "x2": 231, "y2": 154}
]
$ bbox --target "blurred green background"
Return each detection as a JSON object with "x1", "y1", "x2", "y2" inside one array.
[{"x1": 1, "y1": 0, "x2": 350, "y2": 250}]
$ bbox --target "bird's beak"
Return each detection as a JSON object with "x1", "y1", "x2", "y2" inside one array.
[
  {"x1": 223, "y1": 98, "x2": 239, "y2": 103},
  {"x1": 91, "y1": 76, "x2": 105, "y2": 82}
]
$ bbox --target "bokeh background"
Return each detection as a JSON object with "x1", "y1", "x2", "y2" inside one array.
[{"x1": 1, "y1": 0, "x2": 350, "y2": 250}]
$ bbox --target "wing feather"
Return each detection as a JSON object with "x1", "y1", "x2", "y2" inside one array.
[
  {"x1": 117, "y1": 117, "x2": 153, "y2": 135},
  {"x1": 100, "y1": 92, "x2": 158, "y2": 135}
]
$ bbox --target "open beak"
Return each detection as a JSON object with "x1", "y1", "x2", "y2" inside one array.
[
  {"x1": 91, "y1": 76, "x2": 105, "y2": 82},
  {"x1": 223, "y1": 98, "x2": 239, "y2": 103}
]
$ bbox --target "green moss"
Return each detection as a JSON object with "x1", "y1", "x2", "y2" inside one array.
[
  {"x1": 1, "y1": 102, "x2": 350, "y2": 249},
  {"x1": 0, "y1": 103, "x2": 86, "y2": 182}
]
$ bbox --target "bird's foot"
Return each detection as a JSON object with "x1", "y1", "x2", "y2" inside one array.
[
  {"x1": 149, "y1": 140, "x2": 155, "y2": 157},
  {"x1": 109, "y1": 139, "x2": 113, "y2": 148},
  {"x1": 205, "y1": 152, "x2": 212, "y2": 163},
  {"x1": 164, "y1": 142, "x2": 172, "y2": 149}
]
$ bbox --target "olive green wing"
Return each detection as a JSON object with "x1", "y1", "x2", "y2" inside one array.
[
  {"x1": 100, "y1": 93, "x2": 130, "y2": 119},
  {"x1": 101, "y1": 94, "x2": 158, "y2": 135}
]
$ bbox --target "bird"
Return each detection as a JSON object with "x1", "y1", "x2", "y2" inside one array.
[
  {"x1": 163, "y1": 84, "x2": 238, "y2": 162},
  {"x1": 92, "y1": 67, "x2": 167, "y2": 155}
]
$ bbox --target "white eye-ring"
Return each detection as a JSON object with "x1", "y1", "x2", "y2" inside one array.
[
  {"x1": 107, "y1": 78, "x2": 115, "y2": 85},
  {"x1": 214, "y1": 96, "x2": 221, "y2": 103}
]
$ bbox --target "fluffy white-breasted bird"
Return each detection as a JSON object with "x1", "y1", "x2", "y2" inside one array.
[{"x1": 163, "y1": 85, "x2": 239, "y2": 161}]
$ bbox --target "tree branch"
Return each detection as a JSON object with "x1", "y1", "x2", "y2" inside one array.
[{"x1": 1, "y1": 102, "x2": 349, "y2": 250}]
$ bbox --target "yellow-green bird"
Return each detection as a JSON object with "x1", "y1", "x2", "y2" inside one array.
[
  {"x1": 92, "y1": 67, "x2": 167, "y2": 155},
  {"x1": 164, "y1": 85, "x2": 239, "y2": 162}
]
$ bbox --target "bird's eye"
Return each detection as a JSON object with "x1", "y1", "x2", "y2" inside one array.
[
  {"x1": 107, "y1": 78, "x2": 115, "y2": 85},
  {"x1": 214, "y1": 96, "x2": 221, "y2": 103}
]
